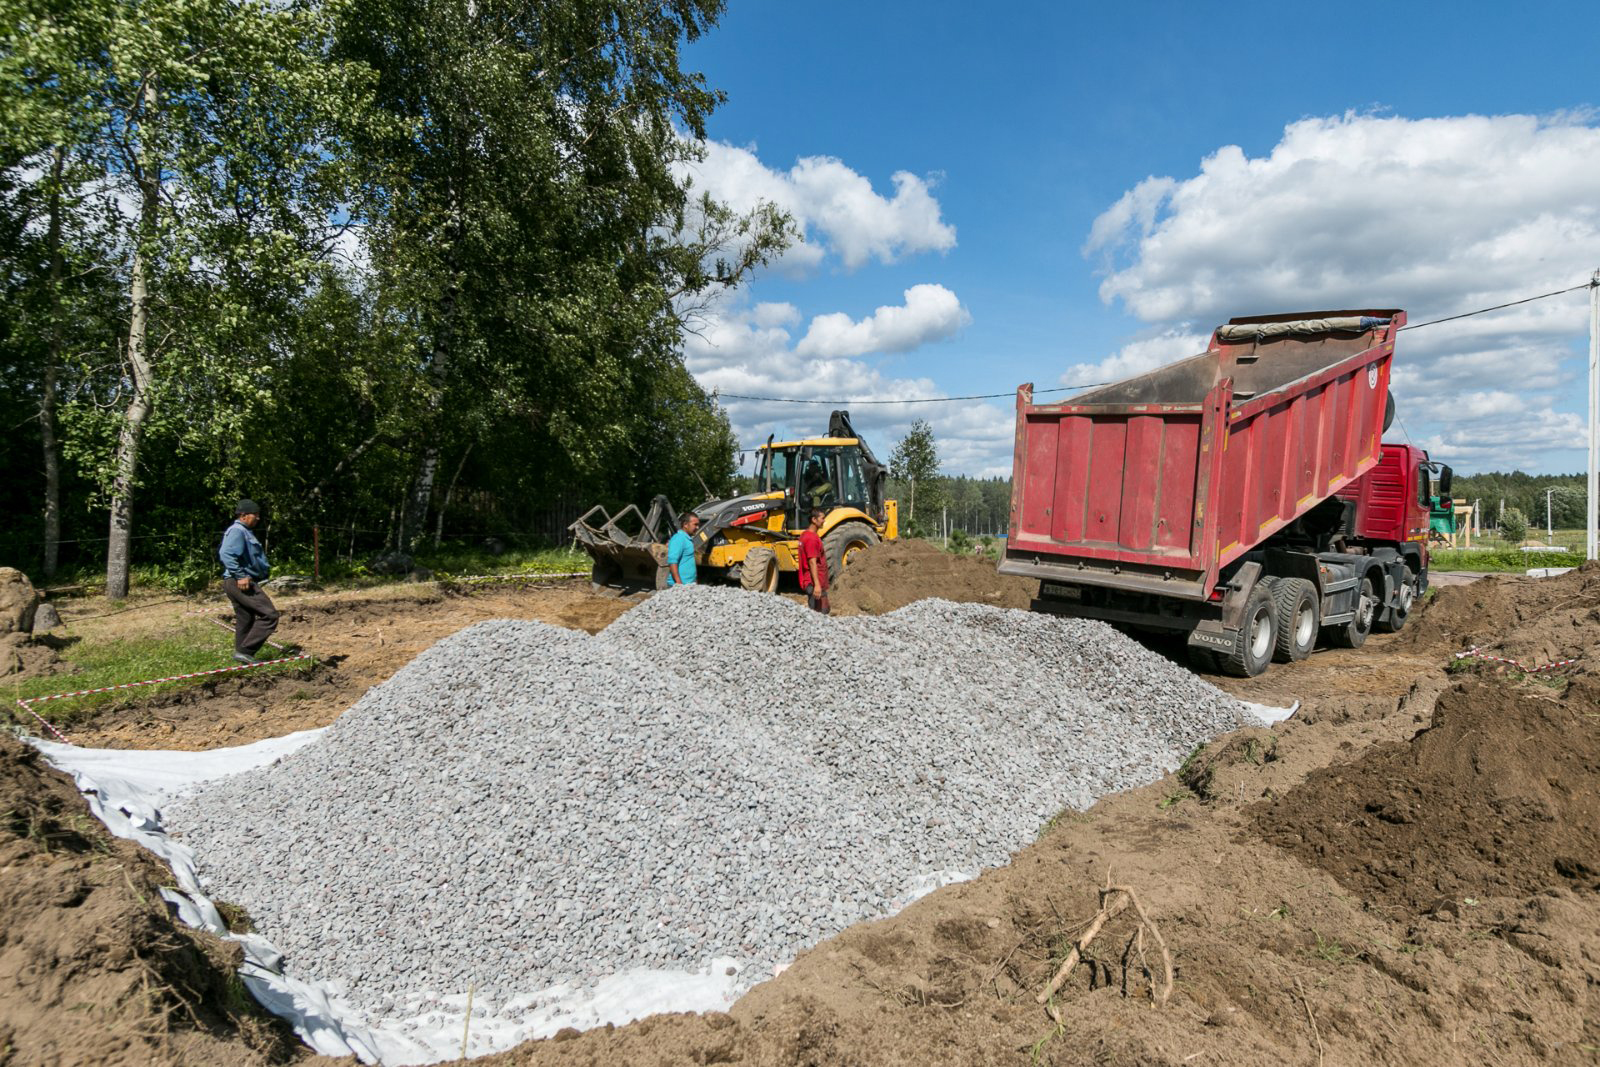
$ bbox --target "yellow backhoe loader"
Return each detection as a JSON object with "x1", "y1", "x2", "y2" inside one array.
[{"x1": 571, "y1": 410, "x2": 898, "y2": 592}]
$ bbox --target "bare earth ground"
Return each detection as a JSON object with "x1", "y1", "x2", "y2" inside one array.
[{"x1": 3, "y1": 556, "x2": 1598, "y2": 1066}]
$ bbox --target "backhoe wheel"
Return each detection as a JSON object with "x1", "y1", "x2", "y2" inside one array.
[
  {"x1": 1328, "y1": 573, "x2": 1377, "y2": 648},
  {"x1": 1222, "y1": 583, "x2": 1277, "y2": 678},
  {"x1": 740, "y1": 545, "x2": 779, "y2": 593},
  {"x1": 822, "y1": 522, "x2": 880, "y2": 581},
  {"x1": 1375, "y1": 565, "x2": 1415, "y2": 633},
  {"x1": 1270, "y1": 577, "x2": 1319, "y2": 663}
]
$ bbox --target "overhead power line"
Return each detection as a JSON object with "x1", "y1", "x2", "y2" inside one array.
[
  {"x1": 713, "y1": 383, "x2": 1110, "y2": 406},
  {"x1": 1398, "y1": 280, "x2": 1596, "y2": 332},
  {"x1": 711, "y1": 279, "x2": 1599, "y2": 408}
]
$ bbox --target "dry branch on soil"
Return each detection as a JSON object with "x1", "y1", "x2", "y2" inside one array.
[{"x1": 1037, "y1": 883, "x2": 1174, "y2": 1021}]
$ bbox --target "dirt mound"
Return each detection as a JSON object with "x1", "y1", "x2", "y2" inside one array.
[
  {"x1": 0, "y1": 732, "x2": 338, "y2": 1066},
  {"x1": 830, "y1": 539, "x2": 1034, "y2": 615},
  {"x1": 1405, "y1": 561, "x2": 1600, "y2": 666},
  {"x1": 1252, "y1": 674, "x2": 1600, "y2": 914}
]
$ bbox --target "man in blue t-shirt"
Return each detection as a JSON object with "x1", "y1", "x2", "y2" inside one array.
[
  {"x1": 666, "y1": 512, "x2": 700, "y2": 586},
  {"x1": 218, "y1": 499, "x2": 281, "y2": 663}
]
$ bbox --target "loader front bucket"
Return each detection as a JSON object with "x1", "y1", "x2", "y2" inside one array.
[{"x1": 568, "y1": 495, "x2": 679, "y2": 589}]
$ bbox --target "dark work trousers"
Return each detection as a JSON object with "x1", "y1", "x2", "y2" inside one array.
[{"x1": 222, "y1": 577, "x2": 280, "y2": 656}]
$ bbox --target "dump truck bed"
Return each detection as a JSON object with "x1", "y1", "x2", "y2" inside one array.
[{"x1": 1000, "y1": 310, "x2": 1404, "y2": 600}]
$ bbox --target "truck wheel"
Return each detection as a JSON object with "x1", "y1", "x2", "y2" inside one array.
[
  {"x1": 1270, "y1": 577, "x2": 1319, "y2": 662},
  {"x1": 822, "y1": 522, "x2": 880, "y2": 581},
  {"x1": 740, "y1": 545, "x2": 779, "y2": 593},
  {"x1": 1187, "y1": 647, "x2": 1221, "y2": 675},
  {"x1": 1222, "y1": 584, "x2": 1277, "y2": 677},
  {"x1": 1329, "y1": 573, "x2": 1377, "y2": 648},
  {"x1": 1375, "y1": 566, "x2": 1415, "y2": 633}
]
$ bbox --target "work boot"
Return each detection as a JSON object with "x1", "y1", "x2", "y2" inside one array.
[{"x1": 232, "y1": 651, "x2": 261, "y2": 665}]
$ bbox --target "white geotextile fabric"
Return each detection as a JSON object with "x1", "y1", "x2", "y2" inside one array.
[
  {"x1": 30, "y1": 732, "x2": 749, "y2": 1064},
  {"x1": 32, "y1": 698, "x2": 1295, "y2": 1064}
]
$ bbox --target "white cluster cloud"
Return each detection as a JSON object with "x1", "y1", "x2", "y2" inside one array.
[
  {"x1": 679, "y1": 141, "x2": 957, "y2": 272},
  {"x1": 683, "y1": 293, "x2": 1010, "y2": 478},
  {"x1": 796, "y1": 284, "x2": 971, "y2": 358},
  {"x1": 1078, "y1": 111, "x2": 1600, "y2": 472}
]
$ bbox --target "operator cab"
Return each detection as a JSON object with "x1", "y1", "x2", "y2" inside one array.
[{"x1": 755, "y1": 439, "x2": 877, "y2": 529}]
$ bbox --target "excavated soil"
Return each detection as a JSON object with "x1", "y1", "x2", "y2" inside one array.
[
  {"x1": 1254, "y1": 675, "x2": 1600, "y2": 914},
  {"x1": 0, "y1": 732, "x2": 348, "y2": 1066},
  {"x1": 829, "y1": 539, "x2": 1035, "y2": 615},
  {"x1": 1403, "y1": 559, "x2": 1600, "y2": 663},
  {"x1": 8, "y1": 556, "x2": 1600, "y2": 1066}
]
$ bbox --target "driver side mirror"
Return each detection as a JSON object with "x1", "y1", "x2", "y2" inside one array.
[{"x1": 1438, "y1": 466, "x2": 1453, "y2": 496}]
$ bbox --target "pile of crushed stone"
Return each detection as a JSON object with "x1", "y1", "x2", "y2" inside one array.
[{"x1": 169, "y1": 586, "x2": 1247, "y2": 1022}]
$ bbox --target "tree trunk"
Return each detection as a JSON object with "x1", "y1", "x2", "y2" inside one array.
[
  {"x1": 434, "y1": 444, "x2": 472, "y2": 549},
  {"x1": 402, "y1": 445, "x2": 439, "y2": 554},
  {"x1": 399, "y1": 200, "x2": 465, "y2": 555},
  {"x1": 106, "y1": 81, "x2": 160, "y2": 600},
  {"x1": 40, "y1": 146, "x2": 65, "y2": 579}
]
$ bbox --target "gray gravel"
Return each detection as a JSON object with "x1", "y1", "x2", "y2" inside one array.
[{"x1": 169, "y1": 586, "x2": 1247, "y2": 1019}]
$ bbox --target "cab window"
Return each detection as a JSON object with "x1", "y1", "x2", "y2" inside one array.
[
  {"x1": 838, "y1": 447, "x2": 868, "y2": 509},
  {"x1": 799, "y1": 450, "x2": 838, "y2": 509},
  {"x1": 759, "y1": 450, "x2": 793, "y2": 493}
]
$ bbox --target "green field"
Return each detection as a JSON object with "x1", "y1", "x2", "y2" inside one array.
[{"x1": 6, "y1": 619, "x2": 311, "y2": 728}]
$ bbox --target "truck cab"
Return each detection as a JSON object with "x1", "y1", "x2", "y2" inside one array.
[{"x1": 1337, "y1": 443, "x2": 1449, "y2": 567}]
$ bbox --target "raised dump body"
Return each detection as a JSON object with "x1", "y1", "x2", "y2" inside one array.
[
  {"x1": 1001, "y1": 310, "x2": 1445, "y2": 677},
  {"x1": 1003, "y1": 310, "x2": 1401, "y2": 599}
]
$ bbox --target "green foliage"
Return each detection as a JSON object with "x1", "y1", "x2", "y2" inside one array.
[
  {"x1": 1430, "y1": 547, "x2": 1585, "y2": 572},
  {"x1": 1498, "y1": 507, "x2": 1528, "y2": 544},
  {"x1": 0, "y1": 0, "x2": 790, "y2": 589},
  {"x1": 888, "y1": 419, "x2": 941, "y2": 523},
  {"x1": 1449, "y1": 472, "x2": 1588, "y2": 533},
  {"x1": 946, "y1": 527, "x2": 971, "y2": 553}
]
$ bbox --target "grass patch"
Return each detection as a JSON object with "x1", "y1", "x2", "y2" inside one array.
[
  {"x1": 1430, "y1": 547, "x2": 1584, "y2": 573},
  {"x1": 6, "y1": 621, "x2": 310, "y2": 728},
  {"x1": 29, "y1": 541, "x2": 590, "y2": 595},
  {"x1": 1309, "y1": 932, "x2": 1353, "y2": 964},
  {"x1": 1157, "y1": 787, "x2": 1192, "y2": 811}
]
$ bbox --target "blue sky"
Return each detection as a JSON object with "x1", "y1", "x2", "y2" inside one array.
[{"x1": 677, "y1": 2, "x2": 1600, "y2": 476}]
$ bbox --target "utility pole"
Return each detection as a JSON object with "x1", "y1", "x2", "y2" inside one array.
[
  {"x1": 1546, "y1": 486, "x2": 1556, "y2": 542},
  {"x1": 1589, "y1": 269, "x2": 1599, "y2": 560}
]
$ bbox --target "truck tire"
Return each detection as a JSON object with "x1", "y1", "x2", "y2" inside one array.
[
  {"x1": 822, "y1": 522, "x2": 880, "y2": 581},
  {"x1": 1328, "y1": 572, "x2": 1377, "y2": 648},
  {"x1": 1222, "y1": 584, "x2": 1277, "y2": 677},
  {"x1": 1376, "y1": 565, "x2": 1416, "y2": 633},
  {"x1": 1187, "y1": 647, "x2": 1221, "y2": 675},
  {"x1": 740, "y1": 545, "x2": 779, "y2": 593},
  {"x1": 1270, "y1": 577, "x2": 1319, "y2": 662}
]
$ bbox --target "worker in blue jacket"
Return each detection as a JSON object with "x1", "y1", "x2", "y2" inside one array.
[{"x1": 218, "y1": 499, "x2": 280, "y2": 664}]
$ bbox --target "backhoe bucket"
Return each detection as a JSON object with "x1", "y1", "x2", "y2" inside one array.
[{"x1": 568, "y1": 495, "x2": 679, "y2": 588}]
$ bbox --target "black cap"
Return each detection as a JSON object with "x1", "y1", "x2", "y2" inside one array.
[{"x1": 236, "y1": 499, "x2": 261, "y2": 516}]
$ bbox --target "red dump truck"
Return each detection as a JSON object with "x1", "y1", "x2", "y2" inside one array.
[{"x1": 999, "y1": 310, "x2": 1453, "y2": 677}]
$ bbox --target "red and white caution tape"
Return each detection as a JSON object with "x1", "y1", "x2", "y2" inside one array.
[
  {"x1": 1453, "y1": 646, "x2": 1579, "y2": 674},
  {"x1": 20, "y1": 706, "x2": 73, "y2": 745},
  {"x1": 14, "y1": 653, "x2": 314, "y2": 743},
  {"x1": 448, "y1": 571, "x2": 587, "y2": 584}
]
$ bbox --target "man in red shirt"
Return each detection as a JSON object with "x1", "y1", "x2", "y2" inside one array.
[{"x1": 797, "y1": 508, "x2": 830, "y2": 614}]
